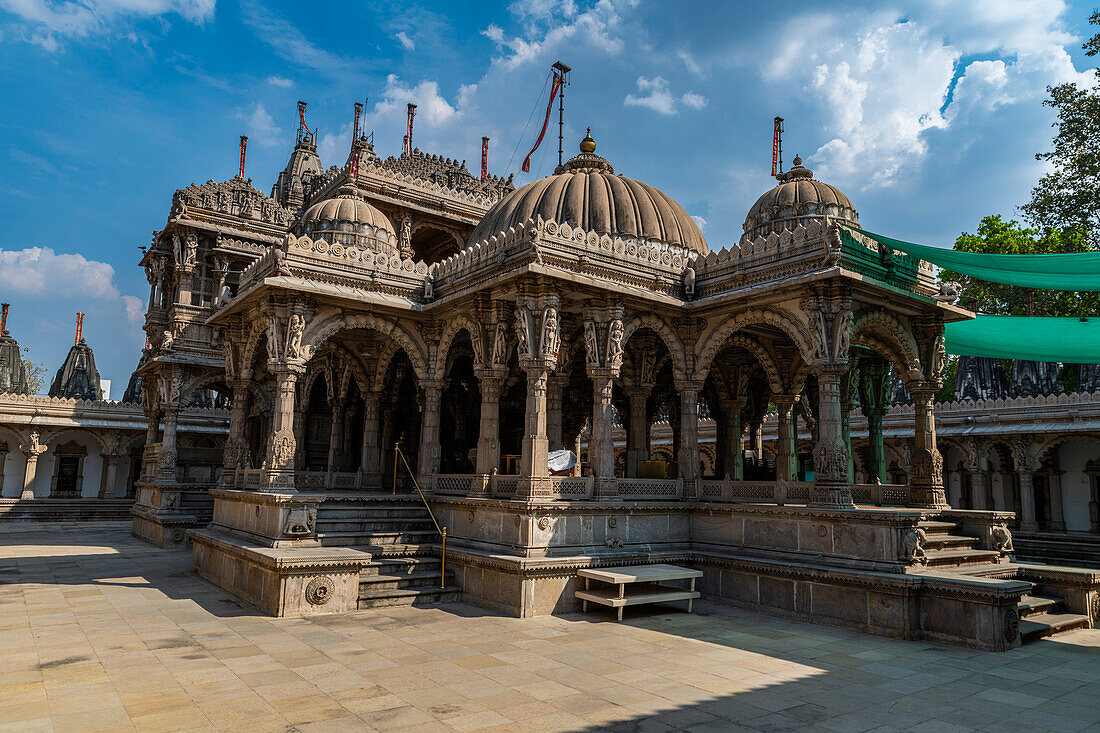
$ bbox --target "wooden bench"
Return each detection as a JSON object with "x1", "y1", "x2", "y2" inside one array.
[{"x1": 576, "y1": 564, "x2": 702, "y2": 621}]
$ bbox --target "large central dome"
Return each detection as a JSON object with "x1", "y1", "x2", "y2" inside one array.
[{"x1": 470, "y1": 131, "x2": 708, "y2": 254}]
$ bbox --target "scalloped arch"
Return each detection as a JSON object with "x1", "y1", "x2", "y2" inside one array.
[
  {"x1": 694, "y1": 307, "x2": 816, "y2": 382},
  {"x1": 302, "y1": 314, "x2": 428, "y2": 382},
  {"x1": 851, "y1": 311, "x2": 922, "y2": 382},
  {"x1": 432, "y1": 315, "x2": 481, "y2": 381},
  {"x1": 622, "y1": 314, "x2": 688, "y2": 385}
]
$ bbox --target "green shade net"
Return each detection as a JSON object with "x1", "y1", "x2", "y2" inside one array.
[
  {"x1": 944, "y1": 316, "x2": 1100, "y2": 361},
  {"x1": 847, "y1": 226, "x2": 1100, "y2": 291}
]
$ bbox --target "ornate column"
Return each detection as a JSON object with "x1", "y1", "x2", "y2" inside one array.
[
  {"x1": 418, "y1": 381, "x2": 443, "y2": 480},
  {"x1": 773, "y1": 395, "x2": 800, "y2": 482},
  {"x1": 99, "y1": 434, "x2": 123, "y2": 499},
  {"x1": 515, "y1": 296, "x2": 560, "y2": 500},
  {"x1": 19, "y1": 431, "x2": 46, "y2": 500},
  {"x1": 841, "y1": 364, "x2": 861, "y2": 483},
  {"x1": 263, "y1": 366, "x2": 302, "y2": 492},
  {"x1": 0, "y1": 442, "x2": 6, "y2": 495},
  {"x1": 583, "y1": 306, "x2": 624, "y2": 498},
  {"x1": 678, "y1": 384, "x2": 702, "y2": 498},
  {"x1": 158, "y1": 408, "x2": 180, "y2": 484},
  {"x1": 625, "y1": 388, "x2": 651, "y2": 478},
  {"x1": 221, "y1": 381, "x2": 250, "y2": 486},
  {"x1": 360, "y1": 391, "x2": 381, "y2": 476},
  {"x1": 327, "y1": 398, "x2": 345, "y2": 473},
  {"x1": 474, "y1": 373, "x2": 504, "y2": 477},
  {"x1": 909, "y1": 384, "x2": 947, "y2": 508},
  {"x1": 965, "y1": 441, "x2": 986, "y2": 510},
  {"x1": 719, "y1": 398, "x2": 745, "y2": 480},
  {"x1": 812, "y1": 369, "x2": 853, "y2": 506},
  {"x1": 858, "y1": 360, "x2": 890, "y2": 483},
  {"x1": 547, "y1": 375, "x2": 566, "y2": 451}
]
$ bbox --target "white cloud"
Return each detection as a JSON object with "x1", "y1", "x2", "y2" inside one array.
[
  {"x1": 691, "y1": 215, "x2": 707, "y2": 231},
  {"x1": 624, "y1": 76, "x2": 707, "y2": 115},
  {"x1": 266, "y1": 75, "x2": 293, "y2": 88},
  {"x1": 482, "y1": 0, "x2": 627, "y2": 72},
  {"x1": 0, "y1": 247, "x2": 128, "y2": 300},
  {"x1": 240, "y1": 0, "x2": 356, "y2": 75},
  {"x1": 1, "y1": 0, "x2": 215, "y2": 48},
  {"x1": 236, "y1": 103, "x2": 281, "y2": 147},
  {"x1": 761, "y1": 1, "x2": 1090, "y2": 187},
  {"x1": 679, "y1": 50, "x2": 702, "y2": 75},
  {"x1": 395, "y1": 31, "x2": 415, "y2": 50},
  {"x1": 122, "y1": 295, "x2": 144, "y2": 324}
]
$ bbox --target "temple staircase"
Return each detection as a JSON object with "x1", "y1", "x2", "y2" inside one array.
[
  {"x1": 917, "y1": 518, "x2": 1093, "y2": 643},
  {"x1": 315, "y1": 494, "x2": 460, "y2": 610}
]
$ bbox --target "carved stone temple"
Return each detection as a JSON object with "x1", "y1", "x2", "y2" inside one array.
[{"x1": 122, "y1": 119, "x2": 1100, "y2": 651}]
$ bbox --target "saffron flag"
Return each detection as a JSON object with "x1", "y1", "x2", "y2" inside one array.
[{"x1": 522, "y1": 73, "x2": 562, "y2": 173}]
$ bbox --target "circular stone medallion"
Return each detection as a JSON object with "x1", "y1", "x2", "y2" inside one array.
[{"x1": 305, "y1": 576, "x2": 336, "y2": 606}]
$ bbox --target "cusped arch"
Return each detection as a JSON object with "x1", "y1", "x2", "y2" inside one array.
[
  {"x1": 432, "y1": 315, "x2": 481, "y2": 381},
  {"x1": 622, "y1": 314, "x2": 688, "y2": 385},
  {"x1": 721, "y1": 334, "x2": 784, "y2": 394},
  {"x1": 694, "y1": 307, "x2": 816, "y2": 383},
  {"x1": 44, "y1": 428, "x2": 109, "y2": 455},
  {"x1": 1034, "y1": 433, "x2": 1100, "y2": 467},
  {"x1": 851, "y1": 311, "x2": 922, "y2": 382},
  {"x1": 303, "y1": 313, "x2": 429, "y2": 382}
]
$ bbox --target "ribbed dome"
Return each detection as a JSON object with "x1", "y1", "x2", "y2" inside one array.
[
  {"x1": 743, "y1": 156, "x2": 857, "y2": 241},
  {"x1": 299, "y1": 189, "x2": 396, "y2": 237},
  {"x1": 470, "y1": 133, "x2": 708, "y2": 255}
]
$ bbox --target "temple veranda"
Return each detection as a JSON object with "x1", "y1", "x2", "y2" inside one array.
[{"x1": 124, "y1": 131, "x2": 1100, "y2": 651}]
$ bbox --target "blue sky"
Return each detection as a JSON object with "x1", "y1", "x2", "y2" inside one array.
[{"x1": 0, "y1": 0, "x2": 1097, "y2": 392}]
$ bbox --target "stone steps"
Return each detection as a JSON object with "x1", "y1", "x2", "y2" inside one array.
[
  {"x1": 917, "y1": 520, "x2": 959, "y2": 536},
  {"x1": 317, "y1": 530, "x2": 440, "y2": 546},
  {"x1": 357, "y1": 585, "x2": 461, "y2": 610},
  {"x1": 923, "y1": 548, "x2": 1003, "y2": 568},
  {"x1": 360, "y1": 556, "x2": 442, "y2": 577},
  {"x1": 1017, "y1": 594, "x2": 1059, "y2": 618},
  {"x1": 316, "y1": 518, "x2": 437, "y2": 532},
  {"x1": 1020, "y1": 612, "x2": 1091, "y2": 643},
  {"x1": 921, "y1": 534, "x2": 979, "y2": 551}
]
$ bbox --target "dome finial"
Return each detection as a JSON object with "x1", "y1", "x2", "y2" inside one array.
[
  {"x1": 580, "y1": 127, "x2": 596, "y2": 154},
  {"x1": 785, "y1": 154, "x2": 813, "y2": 180},
  {"x1": 792, "y1": 154, "x2": 802, "y2": 167}
]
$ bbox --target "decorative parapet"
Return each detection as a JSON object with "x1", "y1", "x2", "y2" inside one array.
[
  {"x1": 888, "y1": 388, "x2": 1100, "y2": 416},
  {"x1": 172, "y1": 177, "x2": 292, "y2": 228},
  {"x1": 432, "y1": 216, "x2": 696, "y2": 300},
  {"x1": 695, "y1": 219, "x2": 938, "y2": 298}
]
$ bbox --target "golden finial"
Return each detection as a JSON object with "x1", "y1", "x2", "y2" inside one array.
[{"x1": 580, "y1": 127, "x2": 596, "y2": 154}]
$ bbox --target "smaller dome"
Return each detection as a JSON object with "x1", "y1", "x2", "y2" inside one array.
[
  {"x1": 299, "y1": 187, "x2": 395, "y2": 237},
  {"x1": 742, "y1": 156, "x2": 858, "y2": 242}
]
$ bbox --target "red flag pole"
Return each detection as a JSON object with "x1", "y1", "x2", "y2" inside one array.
[
  {"x1": 481, "y1": 137, "x2": 489, "y2": 180},
  {"x1": 239, "y1": 135, "x2": 248, "y2": 178},
  {"x1": 522, "y1": 72, "x2": 562, "y2": 173}
]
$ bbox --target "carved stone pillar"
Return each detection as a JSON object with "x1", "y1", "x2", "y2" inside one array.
[
  {"x1": 221, "y1": 383, "x2": 249, "y2": 485},
  {"x1": 361, "y1": 392, "x2": 381, "y2": 476},
  {"x1": 625, "y1": 388, "x2": 651, "y2": 478},
  {"x1": 474, "y1": 373, "x2": 503, "y2": 476},
  {"x1": 19, "y1": 431, "x2": 46, "y2": 500},
  {"x1": 518, "y1": 366, "x2": 551, "y2": 497},
  {"x1": 590, "y1": 375, "x2": 617, "y2": 497},
  {"x1": 719, "y1": 398, "x2": 745, "y2": 480},
  {"x1": 909, "y1": 386, "x2": 947, "y2": 508},
  {"x1": 418, "y1": 382, "x2": 443, "y2": 479},
  {"x1": 158, "y1": 408, "x2": 179, "y2": 484},
  {"x1": 102, "y1": 453, "x2": 123, "y2": 499},
  {"x1": 328, "y1": 399, "x2": 345, "y2": 473},
  {"x1": 678, "y1": 385, "x2": 701, "y2": 498},
  {"x1": 812, "y1": 370, "x2": 853, "y2": 507},
  {"x1": 858, "y1": 359, "x2": 890, "y2": 483},
  {"x1": 263, "y1": 368, "x2": 301, "y2": 492},
  {"x1": 773, "y1": 395, "x2": 800, "y2": 482},
  {"x1": 547, "y1": 376, "x2": 566, "y2": 452},
  {"x1": 0, "y1": 443, "x2": 6, "y2": 496}
]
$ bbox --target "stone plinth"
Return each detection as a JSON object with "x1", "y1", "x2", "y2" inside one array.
[
  {"x1": 130, "y1": 481, "x2": 197, "y2": 547},
  {"x1": 207, "y1": 489, "x2": 324, "y2": 548}
]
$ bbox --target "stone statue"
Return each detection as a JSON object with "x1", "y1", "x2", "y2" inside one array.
[
  {"x1": 824, "y1": 223, "x2": 843, "y2": 265},
  {"x1": 583, "y1": 321, "x2": 600, "y2": 368},
  {"x1": 399, "y1": 215, "x2": 413, "y2": 257},
  {"x1": 683, "y1": 266, "x2": 695, "y2": 298},
  {"x1": 469, "y1": 323, "x2": 484, "y2": 365},
  {"x1": 172, "y1": 234, "x2": 182, "y2": 264},
  {"x1": 272, "y1": 239, "x2": 292, "y2": 277},
  {"x1": 492, "y1": 323, "x2": 508, "y2": 365},
  {"x1": 935, "y1": 281, "x2": 962, "y2": 303},
  {"x1": 514, "y1": 311, "x2": 530, "y2": 358},
  {"x1": 184, "y1": 234, "x2": 198, "y2": 268},
  {"x1": 901, "y1": 527, "x2": 927, "y2": 564},
  {"x1": 606, "y1": 319, "x2": 624, "y2": 369},
  {"x1": 214, "y1": 283, "x2": 232, "y2": 308},
  {"x1": 266, "y1": 313, "x2": 281, "y2": 361},
  {"x1": 160, "y1": 329, "x2": 175, "y2": 352},
  {"x1": 285, "y1": 313, "x2": 305, "y2": 360},
  {"x1": 991, "y1": 524, "x2": 1014, "y2": 553},
  {"x1": 541, "y1": 307, "x2": 559, "y2": 359},
  {"x1": 931, "y1": 337, "x2": 947, "y2": 380},
  {"x1": 423, "y1": 272, "x2": 434, "y2": 301}
]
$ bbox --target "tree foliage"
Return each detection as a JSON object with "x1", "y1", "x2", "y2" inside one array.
[
  {"x1": 1021, "y1": 12, "x2": 1100, "y2": 247},
  {"x1": 20, "y1": 347, "x2": 48, "y2": 395},
  {"x1": 943, "y1": 215, "x2": 1100, "y2": 316}
]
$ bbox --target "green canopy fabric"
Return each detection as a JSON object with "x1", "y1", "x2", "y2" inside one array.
[
  {"x1": 848, "y1": 226, "x2": 1100, "y2": 291},
  {"x1": 944, "y1": 316, "x2": 1100, "y2": 362}
]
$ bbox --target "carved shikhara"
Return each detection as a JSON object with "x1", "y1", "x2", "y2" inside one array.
[{"x1": 304, "y1": 576, "x2": 335, "y2": 606}]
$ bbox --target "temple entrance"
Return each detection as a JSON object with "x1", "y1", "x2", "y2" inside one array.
[
  {"x1": 439, "y1": 332, "x2": 480, "y2": 473},
  {"x1": 303, "y1": 377, "x2": 331, "y2": 471}
]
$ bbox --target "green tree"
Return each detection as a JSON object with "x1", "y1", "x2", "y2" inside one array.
[
  {"x1": 943, "y1": 215, "x2": 1100, "y2": 316},
  {"x1": 1021, "y1": 12, "x2": 1100, "y2": 246},
  {"x1": 20, "y1": 347, "x2": 48, "y2": 395}
]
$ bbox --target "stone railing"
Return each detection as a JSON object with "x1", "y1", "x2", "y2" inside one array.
[
  {"x1": 614, "y1": 478, "x2": 683, "y2": 500},
  {"x1": 237, "y1": 469, "x2": 262, "y2": 489},
  {"x1": 434, "y1": 474, "x2": 476, "y2": 496},
  {"x1": 491, "y1": 474, "x2": 519, "y2": 499},
  {"x1": 549, "y1": 475, "x2": 593, "y2": 500},
  {"x1": 698, "y1": 478, "x2": 814, "y2": 505},
  {"x1": 851, "y1": 482, "x2": 911, "y2": 506}
]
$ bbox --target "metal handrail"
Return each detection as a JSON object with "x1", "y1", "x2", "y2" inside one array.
[{"x1": 392, "y1": 443, "x2": 447, "y2": 589}]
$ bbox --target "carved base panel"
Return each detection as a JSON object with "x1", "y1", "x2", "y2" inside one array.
[
  {"x1": 189, "y1": 528, "x2": 366, "y2": 616},
  {"x1": 207, "y1": 489, "x2": 324, "y2": 548},
  {"x1": 909, "y1": 486, "x2": 949, "y2": 509},
  {"x1": 129, "y1": 483, "x2": 198, "y2": 548}
]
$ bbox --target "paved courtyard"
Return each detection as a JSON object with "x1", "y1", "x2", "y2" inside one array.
[{"x1": 1, "y1": 524, "x2": 1099, "y2": 733}]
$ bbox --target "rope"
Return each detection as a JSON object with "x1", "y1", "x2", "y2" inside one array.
[{"x1": 506, "y1": 70, "x2": 552, "y2": 179}]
